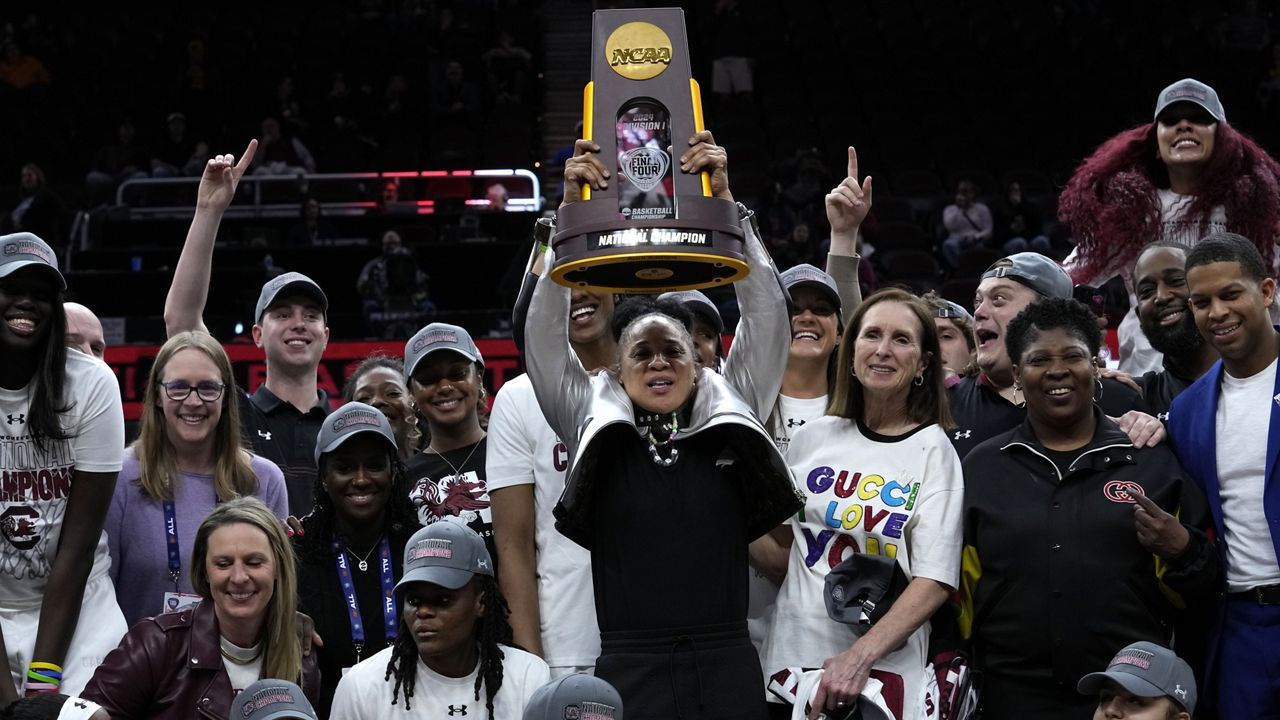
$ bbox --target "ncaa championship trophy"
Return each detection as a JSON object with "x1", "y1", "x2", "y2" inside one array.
[{"x1": 550, "y1": 8, "x2": 749, "y2": 293}]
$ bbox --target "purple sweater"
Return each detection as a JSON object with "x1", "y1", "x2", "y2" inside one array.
[{"x1": 105, "y1": 446, "x2": 288, "y2": 627}]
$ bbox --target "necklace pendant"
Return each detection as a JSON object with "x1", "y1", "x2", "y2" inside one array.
[{"x1": 358, "y1": 560, "x2": 369, "y2": 572}]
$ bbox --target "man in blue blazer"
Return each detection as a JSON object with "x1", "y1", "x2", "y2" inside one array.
[{"x1": 1167, "y1": 232, "x2": 1280, "y2": 719}]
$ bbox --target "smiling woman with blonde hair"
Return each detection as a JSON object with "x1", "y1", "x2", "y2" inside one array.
[
  {"x1": 104, "y1": 330, "x2": 288, "y2": 627},
  {"x1": 84, "y1": 497, "x2": 319, "y2": 719}
]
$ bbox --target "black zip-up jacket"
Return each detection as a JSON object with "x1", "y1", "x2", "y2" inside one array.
[{"x1": 959, "y1": 408, "x2": 1218, "y2": 690}]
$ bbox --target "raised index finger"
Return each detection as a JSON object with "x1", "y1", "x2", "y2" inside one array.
[
  {"x1": 1131, "y1": 491, "x2": 1160, "y2": 513},
  {"x1": 235, "y1": 139, "x2": 259, "y2": 173},
  {"x1": 847, "y1": 146, "x2": 859, "y2": 181}
]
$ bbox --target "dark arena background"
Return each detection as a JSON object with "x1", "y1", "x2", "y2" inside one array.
[{"x1": 1, "y1": 0, "x2": 1276, "y2": 416}]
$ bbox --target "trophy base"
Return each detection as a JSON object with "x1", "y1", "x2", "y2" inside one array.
[
  {"x1": 551, "y1": 195, "x2": 747, "y2": 293},
  {"x1": 551, "y1": 248, "x2": 749, "y2": 294}
]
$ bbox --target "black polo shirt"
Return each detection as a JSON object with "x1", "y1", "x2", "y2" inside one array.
[
  {"x1": 947, "y1": 373, "x2": 1147, "y2": 459},
  {"x1": 1137, "y1": 365, "x2": 1196, "y2": 422},
  {"x1": 239, "y1": 385, "x2": 332, "y2": 516}
]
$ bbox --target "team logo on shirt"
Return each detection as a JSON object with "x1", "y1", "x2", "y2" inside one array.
[
  {"x1": 1103, "y1": 480, "x2": 1145, "y2": 504},
  {"x1": 410, "y1": 471, "x2": 491, "y2": 527},
  {"x1": 0, "y1": 506, "x2": 41, "y2": 551}
]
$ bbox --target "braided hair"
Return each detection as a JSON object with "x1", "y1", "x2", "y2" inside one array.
[
  {"x1": 384, "y1": 575, "x2": 515, "y2": 713},
  {"x1": 293, "y1": 449, "x2": 419, "y2": 564}
]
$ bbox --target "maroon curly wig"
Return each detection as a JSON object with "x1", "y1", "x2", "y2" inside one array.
[{"x1": 1059, "y1": 121, "x2": 1280, "y2": 285}]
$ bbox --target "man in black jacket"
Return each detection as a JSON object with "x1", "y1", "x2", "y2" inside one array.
[
  {"x1": 1132, "y1": 242, "x2": 1217, "y2": 420},
  {"x1": 948, "y1": 252, "x2": 1163, "y2": 458}
]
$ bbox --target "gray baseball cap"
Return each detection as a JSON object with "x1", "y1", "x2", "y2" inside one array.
[
  {"x1": 404, "y1": 322, "x2": 484, "y2": 380},
  {"x1": 313, "y1": 402, "x2": 398, "y2": 464},
  {"x1": 781, "y1": 264, "x2": 841, "y2": 311},
  {"x1": 658, "y1": 289, "x2": 723, "y2": 334},
  {"x1": 1078, "y1": 641, "x2": 1196, "y2": 714},
  {"x1": 231, "y1": 679, "x2": 318, "y2": 720},
  {"x1": 1154, "y1": 78, "x2": 1225, "y2": 123},
  {"x1": 395, "y1": 520, "x2": 494, "y2": 593},
  {"x1": 935, "y1": 298, "x2": 972, "y2": 321},
  {"x1": 0, "y1": 232, "x2": 65, "y2": 290},
  {"x1": 982, "y1": 252, "x2": 1072, "y2": 300},
  {"x1": 254, "y1": 272, "x2": 328, "y2": 323},
  {"x1": 523, "y1": 673, "x2": 624, "y2": 720}
]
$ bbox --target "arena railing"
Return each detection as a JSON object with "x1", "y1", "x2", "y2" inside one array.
[{"x1": 114, "y1": 169, "x2": 542, "y2": 220}]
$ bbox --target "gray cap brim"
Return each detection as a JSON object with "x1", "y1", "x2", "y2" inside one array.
[
  {"x1": 407, "y1": 347, "x2": 483, "y2": 379},
  {"x1": 1077, "y1": 670, "x2": 1169, "y2": 700},
  {"x1": 313, "y1": 425, "x2": 398, "y2": 464},
  {"x1": 0, "y1": 260, "x2": 66, "y2": 290},
  {"x1": 256, "y1": 280, "x2": 329, "y2": 322},
  {"x1": 788, "y1": 278, "x2": 840, "y2": 307},
  {"x1": 395, "y1": 565, "x2": 476, "y2": 593}
]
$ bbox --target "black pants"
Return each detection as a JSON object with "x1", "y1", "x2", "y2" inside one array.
[
  {"x1": 596, "y1": 622, "x2": 767, "y2": 720},
  {"x1": 978, "y1": 673, "x2": 1094, "y2": 720}
]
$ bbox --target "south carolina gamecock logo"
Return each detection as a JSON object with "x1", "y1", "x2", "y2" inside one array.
[
  {"x1": 1103, "y1": 480, "x2": 1145, "y2": 504},
  {"x1": 0, "y1": 506, "x2": 42, "y2": 550},
  {"x1": 410, "y1": 474, "x2": 490, "y2": 526}
]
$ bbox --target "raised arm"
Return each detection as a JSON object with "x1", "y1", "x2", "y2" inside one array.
[
  {"x1": 522, "y1": 140, "x2": 606, "y2": 451},
  {"x1": 524, "y1": 262, "x2": 592, "y2": 454},
  {"x1": 163, "y1": 139, "x2": 257, "y2": 337},
  {"x1": 510, "y1": 218, "x2": 554, "y2": 361},
  {"x1": 688, "y1": 130, "x2": 789, "y2": 419},
  {"x1": 825, "y1": 146, "x2": 871, "y2": 313}
]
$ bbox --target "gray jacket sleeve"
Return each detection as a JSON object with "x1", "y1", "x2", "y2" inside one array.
[
  {"x1": 523, "y1": 251, "x2": 592, "y2": 456},
  {"x1": 721, "y1": 212, "x2": 792, "y2": 422},
  {"x1": 825, "y1": 252, "x2": 863, "y2": 316}
]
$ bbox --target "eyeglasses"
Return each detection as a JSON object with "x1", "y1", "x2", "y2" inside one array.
[{"x1": 159, "y1": 380, "x2": 226, "y2": 402}]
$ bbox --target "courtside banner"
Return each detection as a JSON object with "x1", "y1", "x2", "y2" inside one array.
[{"x1": 104, "y1": 339, "x2": 523, "y2": 422}]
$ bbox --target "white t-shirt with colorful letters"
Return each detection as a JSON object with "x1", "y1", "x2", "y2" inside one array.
[{"x1": 762, "y1": 416, "x2": 963, "y2": 719}]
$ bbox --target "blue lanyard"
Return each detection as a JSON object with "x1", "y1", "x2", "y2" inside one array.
[
  {"x1": 333, "y1": 536, "x2": 397, "y2": 661},
  {"x1": 163, "y1": 500, "x2": 181, "y2": 591},
  {"x1": 162, "y1": 490, "x2": 220, "y2": 593}
]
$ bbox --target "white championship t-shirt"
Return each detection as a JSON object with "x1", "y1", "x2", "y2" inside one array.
[
  {"x1": 485, "y1": 374, "x2": 600, "y2": 668},
  {"x1": 330, "y1": 643, "x2": 550, "y2": 719},
  {"x1": 1216, "y1": 357, "x2": 1280, "y2": 591},
  {"x1": 761, "y1": 416, "x2": 963, "y2": 718},
  {"x1": 0, "y1": 351, "x2": 124, "y2": 607}
]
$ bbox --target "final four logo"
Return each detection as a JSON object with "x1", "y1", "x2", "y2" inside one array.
[{"x1": 619, "y1": 147, "x2": 669, "y2": 193}]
